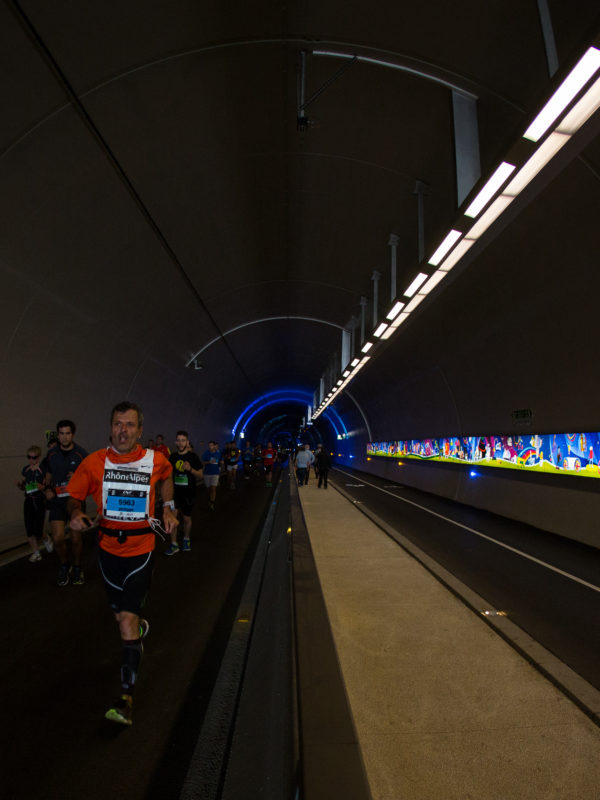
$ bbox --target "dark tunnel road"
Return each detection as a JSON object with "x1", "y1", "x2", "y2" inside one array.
[
  {"x1": 331, "y1": 466, "x2": 600, "y2": 693},
  {"x1": 0, "y1": 471, "x2": 281, "y2": 800}
]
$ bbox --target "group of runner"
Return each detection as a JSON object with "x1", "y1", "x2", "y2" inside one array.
[
  {"x1": 14, "y1": 404, "x2": 314, "y2": 727},
  {"x1": 17, "y1": 421, "x2": 89, "y2": 584},
  {"x1": 293, "y1": 442, "x2": 332, "y2": 488},
  {"x1": 17, "y1": 426, "x2": 286, "y2": 570},
  {"x1": 14, "y1": 404, "x2": 284, "y2": 725}
]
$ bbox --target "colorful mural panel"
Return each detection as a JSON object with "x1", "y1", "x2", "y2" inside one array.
[{"x1": 366, "y1": 432, "x2": 600, "y2": 478}]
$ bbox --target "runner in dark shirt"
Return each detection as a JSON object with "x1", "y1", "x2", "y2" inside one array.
[
  {"x1": 201, "y1": 441, "x2": 223, "y2": 511},
  {"x1": 165, "y1": 431, "x2": 203, "y2": 554},
  {"x1": 242, "y1": 442, "x2": 254, "y2": 479},
  {"x1": 17, "y1": 445, "x2": 52, "y2": 562},
  {"x1": 315, "y1": 448, "x2": 332, "y2": 488},
  {"x1": 44, "y1": 420, "x2": 88, "y2": 586},
  {"x1": 223, "y1": 441, "x2": 240, "y2": 490}
]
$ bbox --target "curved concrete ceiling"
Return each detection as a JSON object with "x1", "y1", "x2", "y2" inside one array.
[{"x1": 2, "y1": 0, "x2": 600, "y2": 469}]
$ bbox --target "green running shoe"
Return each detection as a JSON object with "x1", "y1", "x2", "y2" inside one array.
[{"x1": 105, "y1": 695, "x2": 133, "y2": 726}]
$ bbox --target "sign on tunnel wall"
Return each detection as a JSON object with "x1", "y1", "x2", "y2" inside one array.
[{"x1": 367, "y1": 431, "x2": 600, "y2": 479}]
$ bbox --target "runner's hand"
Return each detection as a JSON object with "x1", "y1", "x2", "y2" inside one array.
[
  {"x1": 69, "y1": 510, "x2": 93, "y2": 530},
  {"x1": 163, "y1": 507, "x2": 179, "y2": 534}
]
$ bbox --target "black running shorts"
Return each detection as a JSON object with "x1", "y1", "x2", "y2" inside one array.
[
  {"x1": 49, "y1": 496, "x2": 86, "y2": 523},
  {"x1": 24, "y1": 495, "x2": 45, "y2": 538},
  {"x1": 98, "y1": 549, "x2": 155, "y2": 615},
  {"x1": 48, "y1": 496, "x2": 69, "y2": 522},
  {"x1": 174, "y1": 488, "x2": 195, "y2": 517}
]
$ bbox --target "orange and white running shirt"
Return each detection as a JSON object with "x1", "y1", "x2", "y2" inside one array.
[{"x1": 67, "y1": 445, "x2": 172, "y2": 557}]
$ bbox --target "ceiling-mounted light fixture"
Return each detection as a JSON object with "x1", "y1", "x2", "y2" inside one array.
[
  {"x1": 404, "y1": 272, "x2": 428, "y2": 297},
  {"x1": 466, "y1": 195, "x2": 514, "y2": 240},
  {"x1": 428, "y1": 230, "x2": 462, "y2": 266},
  {"x1": 420, "y1": 270, "x2": 446, "y2": 295},
  {"x1": 464, "y1": 162, "x2": 516, "y2": 218},
  {"x1": 556, "y1": 74, "x2": 600, "y2": 134},
  {"x1": 502, "y1": 132, "x2": 570, "y2": 197},
  {"x1": 381, "y1": 311, "x2": 410, "y2": 338},
  {"x1": 523, "y1": 46, "x2": 600, "y2": 142},
  {"x1": 404, "y1": 294, "x2": 426, "y2": 313},
  {"x1": 438, "y1": 238, "x2": 475, "y2": 272},
  {"x1": 386, "y1": 300, "x2": 405, "y2": 320},
  {"x1": 312, "y1": 42, "x2": 600, "y2": 423}
]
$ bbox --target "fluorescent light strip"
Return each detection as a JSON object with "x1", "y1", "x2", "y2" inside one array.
[
  {"x1": 351, "y1": 359, "x2": 369, "y2": 376},
  {"x1": 361, "y1": 341, "x2": 373, "y2": 353},
  {"x1": 428, "y1": 230, "x2": 462, "y2": 266},
  {"x1": 524, "y1": 46, "x2": 600, "y2": 142},
  {"x1": 557, "y1": 74, "x2": 600, "y2": 133},
  {"x1": 386, "y1": 300, "x2": 405, "y2": 320},
  {"x1": 420, "y1": 269, "x2": 446, "y2": 295},
  {"x1": 316, "y1": 356, "x2": 372, "y2": 414},
  {"x1": 390, "y1": 311, "x2": 410, "y2": 329},
  {"x1": 438, "y1": 238, "x2": 475, "y2": 271},
  {"x1": 467, "y1": 194, "x2": 514, "y2": 240},
  {"x1": 504, "y1": 132, "x2": 570, "y2": 197},
  {"x1": 314, "y1": 50, "x2": 600, "y2": 418},
  {"x1": 404, "y1": 272, "x2": 428, "y2": 297},
  {"x1": 464, "y1": 162, "x2": 516, "y2": 218},
  {"x1": 404, "y1": 293, "x2": 426, "y2": 313}
]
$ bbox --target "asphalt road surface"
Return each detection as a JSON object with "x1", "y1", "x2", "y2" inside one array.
[
  {"x1": 1, "y1": 469, "x2": 277, "y2": 800},
  {"x1": 329, "y1": 466, "x2": 600, "y2": 693}
]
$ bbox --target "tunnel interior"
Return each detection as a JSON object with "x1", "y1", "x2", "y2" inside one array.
[{"x1": 2, "y1": 1, "x2": 600, "y2": 550}]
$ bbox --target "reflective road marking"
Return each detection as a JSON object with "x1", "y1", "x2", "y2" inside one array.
[{"x1": 334, "y1": 469, "x2": 600, "y2": 594}]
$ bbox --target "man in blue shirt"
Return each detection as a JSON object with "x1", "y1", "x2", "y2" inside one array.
[{"x1": 201, "y1": 441, "x2": 223, "y2": 510}]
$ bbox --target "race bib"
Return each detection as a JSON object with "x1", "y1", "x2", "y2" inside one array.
[{"x1": 102, "y1": 450, "x2": 154, "y2": 522}]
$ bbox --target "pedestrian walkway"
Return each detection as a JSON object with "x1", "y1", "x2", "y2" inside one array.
[{"x1": 297, "y1": 476, "x2": 600, "y2": 800}]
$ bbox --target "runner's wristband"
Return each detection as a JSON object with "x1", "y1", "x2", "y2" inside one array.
[{"x1": 163, "y1": 500, "x2": 175, "y2": 510}]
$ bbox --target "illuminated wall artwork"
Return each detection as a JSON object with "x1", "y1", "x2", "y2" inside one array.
[{"x1": 366, "y1": 431, "x2": 600, "y2": 479}]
